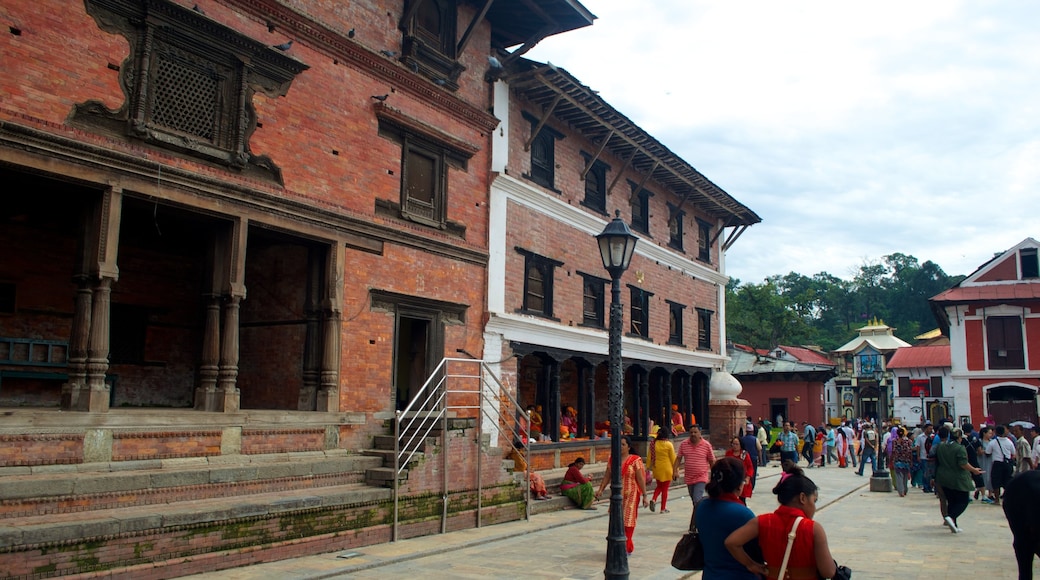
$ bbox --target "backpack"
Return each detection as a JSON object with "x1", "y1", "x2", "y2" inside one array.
[{"x1": 925, "y1": 434, "x2": 939, "y2": 457}]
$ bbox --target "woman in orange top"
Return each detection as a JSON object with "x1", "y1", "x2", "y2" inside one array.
[
  {"x1": 724, "y1": 461, "x2": 837, "y2": 579},
  {"x1": 594, "y1": 435, "x2": 649, "y2": 554}
]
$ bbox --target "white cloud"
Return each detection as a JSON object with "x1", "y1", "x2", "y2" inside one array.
[{"x1": 528, "y1": 0, "x2": 1040, "y2": 282}]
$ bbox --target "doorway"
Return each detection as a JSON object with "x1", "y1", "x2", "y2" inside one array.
[
  {"x1": 769, "y1": 398, "x2": 788, "y2": 427},
  {"x1": 394, "y1": 315, "x2": 431, "y2": 411}
]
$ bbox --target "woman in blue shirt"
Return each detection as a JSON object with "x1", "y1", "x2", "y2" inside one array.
[{"x1": 694, "y1": 456, "x2": 760, "y2": 579}]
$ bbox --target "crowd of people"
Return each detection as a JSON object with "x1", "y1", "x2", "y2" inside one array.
[
  {"x1": 759, "y1": 415, "x2": 1040, "y2": 535},
  {"x1": 523, "y1": 412, "x2": 1038, "y2": 575}
]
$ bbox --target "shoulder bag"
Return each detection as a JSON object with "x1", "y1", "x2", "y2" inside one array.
[
  {"x1": 647, "y1": 441, "x2": 657, "y2": 485},
  {"x1": 670, "y1": 509, "x2": 704, "y2": 570},
  {"x1": 779, "y1": 516, "x2": 853, "y2": 580}
]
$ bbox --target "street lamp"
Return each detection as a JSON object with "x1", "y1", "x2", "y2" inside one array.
[{"x1": 596, "y1": 210, "x2": 637, "y2": 580}]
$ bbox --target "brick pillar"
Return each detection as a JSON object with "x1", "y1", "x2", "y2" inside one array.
[{"x1": 708, "y1": 398, "x2": 751, "y2": 449}]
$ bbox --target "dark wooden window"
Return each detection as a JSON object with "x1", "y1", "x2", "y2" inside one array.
[
  {"x1": 667, "y1": 300, "x2": 686, "y2": 345},
  {"x1": 377, "y1": 107, "x2": 476, "y2": 230},
  {"x1": 629, "y1": 286, "x2": 652, "y2": 339},
  {"x1": 401, "y1": 137, "x2": 447, "y2": 227},
  {"x1": 517, "y1": 248, "x2": 563, "y2": 318},
  {"x1": 579, "y1": 273, "x2": 607, "y2": 328},
  {"x1": 898, "y1": 376, "x2": 911, "y2": 397},
  {"x1": 524, "y1": 114, "x2": 563, "y2": 190},
  {"x1": 668, "y1": 205, "x2": 685, "y2": 251},
  {"x1": 987, "y1": 316, "x2": 1024, "y2": 369},
  {"x1": 630, "y1": 187, "x2": 651, "y2": 234},
  {"x1": 401, "y1": 0, "x2": 462, "y2": 86},
  {"x1": 1022, "y1": 248, "x2": 1039, "y2": 278},
  {"x1": 697, "y1": 219, "x2": 712, "y2": 263},
  {"x1": 697, "y1": 308, "x2": 713, "y2": 350},
  {"x1": 581, "y1": 155, "x2": 609, "y2": 214},
  {"x1": 530, "y1": 131, "x2": 555, "y2": 189},
  {"x1": 930, "y1": 376, "x2": 944, "y2": 397}
]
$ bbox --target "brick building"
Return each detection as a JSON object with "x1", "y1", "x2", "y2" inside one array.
[
  {"x1": 483, "y1": 59, "x2": 760, "y2": 465},
  {"x1": 0, "y1": 0, "x2": 595, "y2": 575}
]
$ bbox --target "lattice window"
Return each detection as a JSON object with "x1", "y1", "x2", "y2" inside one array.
[{"x1": 150, "y1": 45, "x2": 223, "y2": 144}]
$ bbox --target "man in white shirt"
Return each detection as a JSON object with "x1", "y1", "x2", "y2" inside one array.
[{"x1": 986, "y1": 425, "x2": 1016, "y2": 505}]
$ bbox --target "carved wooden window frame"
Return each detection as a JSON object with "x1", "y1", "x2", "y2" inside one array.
[
  {"x1": 400, "y1": 0, "x2": 464, "y2": 88},
  {"x1": 74, "y1": 0, "x2": 308, "y2": 182},
  {"x1": 376, "y1": 103, "x2": 478, "y2": 230}
]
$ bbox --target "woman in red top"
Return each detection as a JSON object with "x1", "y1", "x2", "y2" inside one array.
[
  {"x1": 724, "y1": 461, "x2": 837, "y2": 580},
  {"x1": 725, "y1": 436, "x2": 755, "y2": 504}
]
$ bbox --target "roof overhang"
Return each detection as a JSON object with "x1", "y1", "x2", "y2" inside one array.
[
  {"x1": 504, "y1": 60, "x2": 762, "y2": 231},
  {"x1": 482, "y1": 0, "x2": 596, "y2": 59}
]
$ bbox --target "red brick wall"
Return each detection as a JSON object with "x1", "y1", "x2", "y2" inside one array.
[
  {"x1": 504, "y1": 203, "x2": 720, "y2": 349},
  {"x1": 111, "y1": 431, "x2": 222, "y2": 461},
  {"x1": 241, "y1": 428, "x2": 325, "y2": 454},
  {"x1": 0, "y1": 0, "x2": 494, "y2": 429},
  {"x1": 0, "y1": 434, "x2": 83, "y2": 467}
]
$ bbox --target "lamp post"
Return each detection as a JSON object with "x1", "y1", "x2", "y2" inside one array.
[{"x1": 596, "y1": 210, "x2": 637, "y2": 580}]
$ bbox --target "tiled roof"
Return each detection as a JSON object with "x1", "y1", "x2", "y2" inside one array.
[
  {"x1": 887, "y1": 345, "x2": 951, "y2": 369},
  {"x1": 727, "y1": 348, "x2": 838, "y2": 378},
  {"x1": 834, "y1": 334, "x2": 911, "y2": 353},
  {"x1": 778, "y1": 345, "x2": 836, "y2": 366},
  {"x1": 931, "y1": 282, "x2": 1040, "y2": 303}
]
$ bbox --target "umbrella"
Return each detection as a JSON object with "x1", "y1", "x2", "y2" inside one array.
[{"x1": 1009, "y1": 420, "x2": 1035, "y2": 429}]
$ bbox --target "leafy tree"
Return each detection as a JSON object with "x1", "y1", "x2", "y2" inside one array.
[{"x1": 726, "y1": 253, "x2": 963, "y2": 352}]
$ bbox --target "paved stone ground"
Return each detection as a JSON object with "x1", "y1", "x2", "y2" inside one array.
[{"x1": 184, "y1": 462, "x2": 1037, "y2": 579}]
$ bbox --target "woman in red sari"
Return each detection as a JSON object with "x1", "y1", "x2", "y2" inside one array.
[
  {"x1": 594, "y1": 435, "x2": 649, "y2": 553},
  {"x1": 725, "y1": 461, "x2": 837, "y2": 580},
  {"x1": 725, "y1": 436, "x2": 755, "y2": 504}
]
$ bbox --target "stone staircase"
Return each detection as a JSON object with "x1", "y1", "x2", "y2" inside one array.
[{"x1": 0, "y1": 450, "x2": 397, "y2": 578}]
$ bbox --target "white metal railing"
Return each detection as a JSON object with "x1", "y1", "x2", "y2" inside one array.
[{"x1": 391, "y1": 357, "x2": 530, "y2": 541}]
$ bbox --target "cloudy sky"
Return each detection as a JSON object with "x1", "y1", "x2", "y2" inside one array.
[{"x1": 526, "y1": 0, "x2": 1040, "y2": 284}]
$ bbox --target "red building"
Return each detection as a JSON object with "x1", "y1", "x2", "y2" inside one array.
[
  {"x1": 726, "y1": 345, "x2": 836, "y2": 428},
  {"x1": 931, "y1": 237, "x2": 1040, "y2": 426}
]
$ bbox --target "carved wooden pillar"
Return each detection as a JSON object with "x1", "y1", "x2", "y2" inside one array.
[
  {"x1": 62, "y1": 276, "x2": 92, "y2": 410},
  {"x1": 299, "y1": 248, "x2": 323, "y2": 411},
  {"x1": 637, "y1": 369, "x2": 649, "y2": 439},
  {"x1": 683, "y1": 373, "x2": 693, "y2": 427},
  {"x1": 664, "y1": 372, "x2": 674, "y2": 432},
  {"x1": 316, "y1": 241, "x2": 343, "y2": 413},
  {"x1": 316, "y1": 308, "x2": 341, "y2": 412},
  {"x1": 195, "y1": 294, "x2": 221, "y2": 411},
  {"x1": 216, "y1": 218, "x2": 247, "y2": 412},
  {"x1": 217, "y1": 295, "x2": 241, "y2": 412},
  {"x1": 547, "y1": 358, "x2": 561, "y2": 441},
  {"x1": 79, "y1": 187, "x2": 120, "y2": 412},
  {"x1": 586, "y1": 365, "x2": 594, "y2": 438},
  {"x1": 83, "y1": 276, "x2": 113, "y2": 412}
]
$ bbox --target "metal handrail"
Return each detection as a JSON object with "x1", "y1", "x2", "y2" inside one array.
[{"x1": 391, "y1": 358, "x2": 531, "y2": 541}]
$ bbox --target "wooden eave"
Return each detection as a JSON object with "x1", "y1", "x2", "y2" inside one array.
[{"x1": 507, "y1": 62, "x2": 761, "y2": 228}]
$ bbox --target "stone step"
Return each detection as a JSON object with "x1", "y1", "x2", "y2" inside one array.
[
  {"x1": 364, "y1": 466, "x2": 408, "y2": 487},
  {"x1": 0, "y1": 482, "x2": 392, "y2": 550},
  {"x1": 0, "y1": 451, "x2": 384, "y2": 519}
]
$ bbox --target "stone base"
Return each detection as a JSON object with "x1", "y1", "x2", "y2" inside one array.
[
  {"x1": 708, "y1": 398, "x2": 751, "y2": 449},
  {"x1": 870, "y1": 472, "x2": 893, "y2": 492}
]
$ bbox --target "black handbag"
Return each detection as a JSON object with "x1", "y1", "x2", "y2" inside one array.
[
  {"x1": 671, "y1": 512, "x2": 705, "y2": 571},
  {"x1": 832, "y1": 564, "x2": 853, "y2": 580}
]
